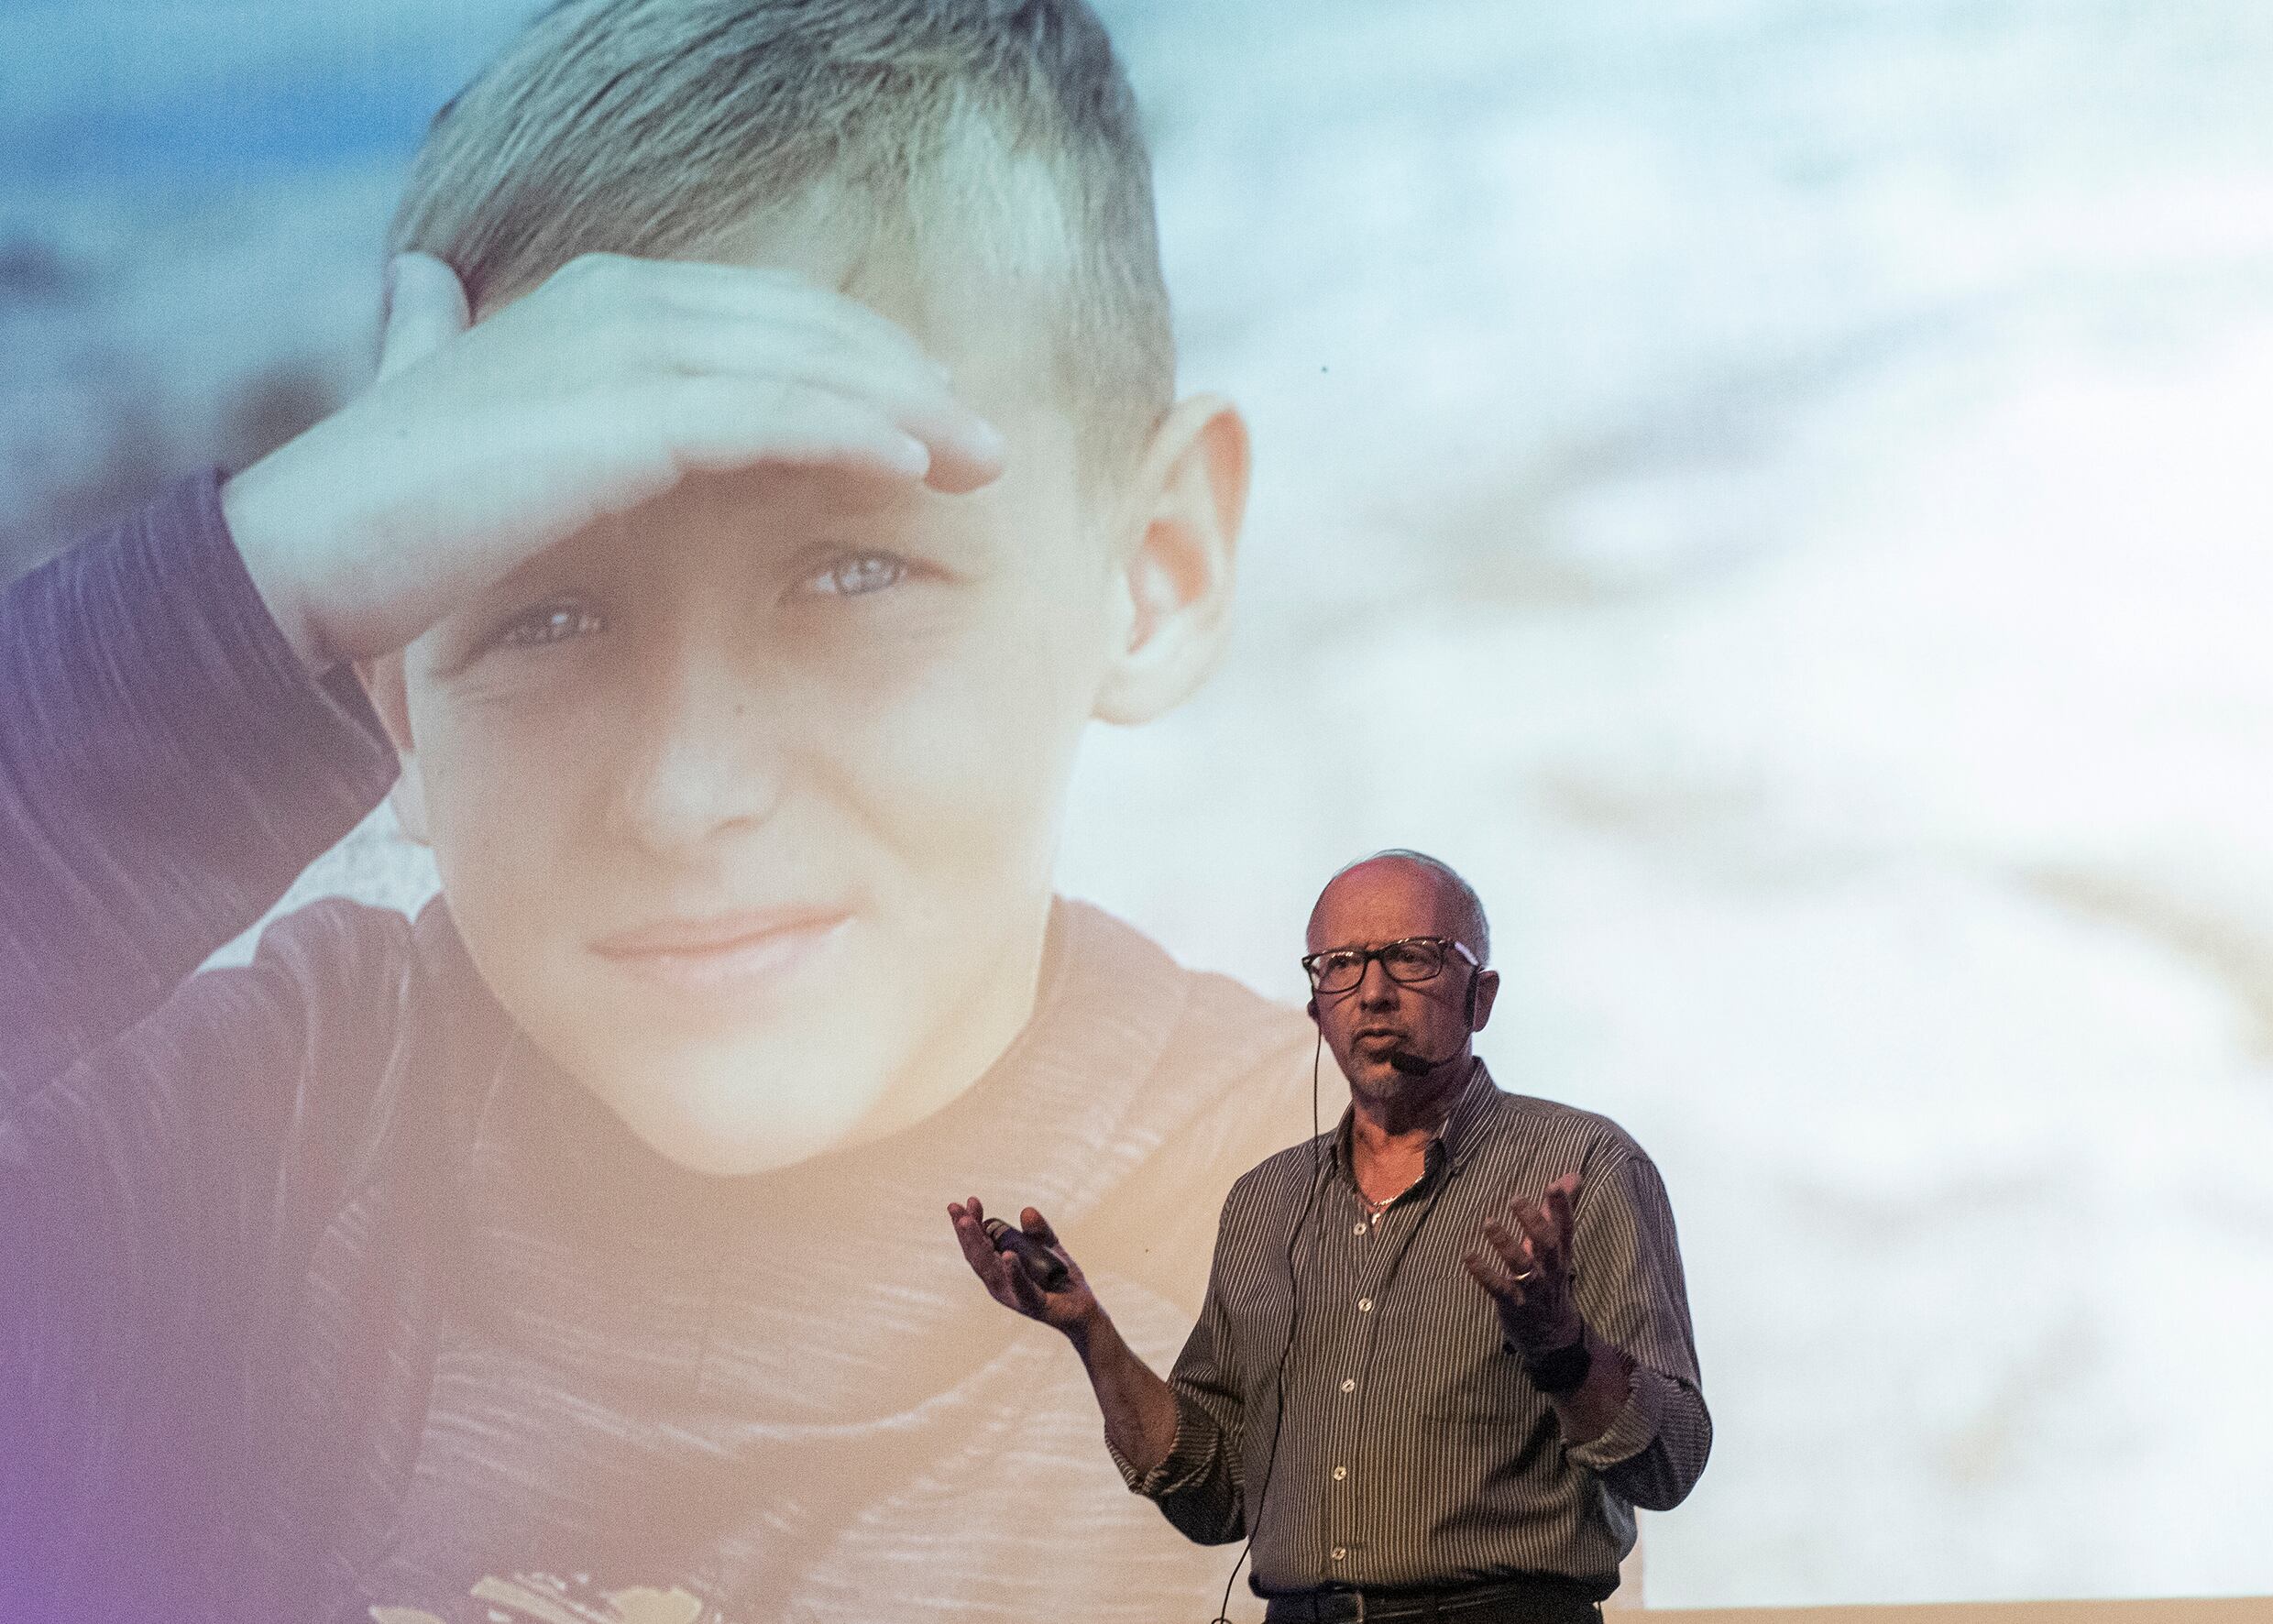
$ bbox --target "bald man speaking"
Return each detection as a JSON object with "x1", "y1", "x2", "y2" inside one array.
[{"x1": 950, "y1": 851, "x2": 1710, "y2": 1621}]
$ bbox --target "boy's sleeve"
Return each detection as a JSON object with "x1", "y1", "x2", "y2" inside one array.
[
  {"x1": 0, "y1": 471, "x2": 415, "y2": 1608},
  {"x1": 1, "y1": 896, "x2": 420, "y2": 1591},
  {"x1": 0, "y1": 467, "x2": 399, "y2": 1095}
]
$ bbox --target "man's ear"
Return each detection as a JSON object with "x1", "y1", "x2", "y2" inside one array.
[
  {"x1": 1470, "y1": 969, "x2": 1501, "y2": 1033},
  {"x1": 1093, "y1": 392, "x2": 1250, "y2": 726},
  {"x1": 357, "y1": 653, "x2": 431, "y2": 845}
]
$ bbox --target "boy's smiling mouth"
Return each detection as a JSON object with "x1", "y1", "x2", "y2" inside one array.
[{"x1": 589, "y1": 905, "x2": 851, "y2": 995}]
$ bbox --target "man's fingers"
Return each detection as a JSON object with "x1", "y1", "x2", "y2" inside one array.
[
  {"x1": 950, "y1": 1200, "x2": 1026, "y2": 1301},
  {"x1": 1481, "y1": 1217, "x2": 1534, "y2": 1277},
  {"x1": 1464, "y1": 1246, "x2": 1524, "y2": 1304},
  {"x1": 986, "y1": 1259, "x2": 1029, "y2": 1311},
  {"x1": 948, "y1": 1204, "x2": 1003, "y2": 1278},
  {"x1": 1021, "y1": 1207, "x2": 1062, "y2": 1253},
  {"x1": 1511, "y1": 1199, "x2": 1555, "y2": 1252},
  {"x1": 1016, "y1": 1208, "x2": 1080, "y2": 1293},
  {"x1": 1510, "y1": 1198, "x2": 1565, "y2": 1276},
  {"x1": 990, "y1": 1242, "x2": 1045, "y2": 1313},
  {"x1": 1543, "y1": 1178, "x2": 1578, "y2": 1251},
  {"x1": 950, "y1": 1197, "x2": 1069, "y2": 1319},
  {"x1": 968, "y1": 1234, "x2": 1029, "y2": 1311},
  {"x1": 376, "y1": 252, "x2": 471, "y2": 383}
]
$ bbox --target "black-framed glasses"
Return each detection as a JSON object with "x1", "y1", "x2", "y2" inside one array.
[{"x1": 1301, "y1": 935, "x2": 1478, "y2": 994}]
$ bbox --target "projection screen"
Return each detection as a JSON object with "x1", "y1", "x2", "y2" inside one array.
[{"x1": 4, "y1": 0, "x2": 2271, "y2": 1617}]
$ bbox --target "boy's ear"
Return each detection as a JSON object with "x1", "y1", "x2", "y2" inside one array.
[
  {"x1": 1093, "y1": 392, "x2": 1250, "y2": 727},
  {"x1": 356, "y1": 653, "x2": 432, "y2": 845}
]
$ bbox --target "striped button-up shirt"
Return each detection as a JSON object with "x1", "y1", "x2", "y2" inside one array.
[{"x1": 1114, "y1": 1062, "x2": 1709, "y2": 1598}]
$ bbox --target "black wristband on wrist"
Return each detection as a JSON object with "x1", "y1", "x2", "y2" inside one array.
[{"x1": 1523, "y1": 1336, "x2": 1592, "y2": 1397}]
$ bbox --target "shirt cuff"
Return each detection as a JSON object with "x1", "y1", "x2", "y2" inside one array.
[
  {"x1": 1563, "y1": 1359, "x2": 1669, "y2": 1473},
  {"x1": 1105, "y1": 1394, "x2": 1217, "y2": 1499}
]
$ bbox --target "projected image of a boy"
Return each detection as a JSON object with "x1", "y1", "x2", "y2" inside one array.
[{"x1": 0, "y1": 4, "x2": 1312, "y2": 1621}]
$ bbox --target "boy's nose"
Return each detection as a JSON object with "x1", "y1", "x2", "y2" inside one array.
[{"x1": 603, "y1": 673, "x2": 787, "y2": 856}]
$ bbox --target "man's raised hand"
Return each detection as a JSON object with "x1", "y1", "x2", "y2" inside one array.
[
  {"x1": 1463, "y1": 1170, "x2": 1587, "y2": 1356},
  {"x1": 948, "y1": 1196, "x2": 1096, "y2": 1334},
  {"x1": 225, "y1": 250, "x2": 1006, "y2": 672}
]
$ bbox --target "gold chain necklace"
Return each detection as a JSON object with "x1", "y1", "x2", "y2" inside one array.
[{"x1": 1358, "y1": 1170, "x2": 1423, "y2": 1218}]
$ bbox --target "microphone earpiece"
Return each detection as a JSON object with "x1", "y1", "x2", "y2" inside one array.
[{"x1": 1304, "y1": 998, "x2": 1318, "y2": 1021}]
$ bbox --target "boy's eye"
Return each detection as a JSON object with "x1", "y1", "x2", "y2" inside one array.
[
  {"x1": 490, "y1": 599, "x2": 605, "y2": 650},
  {"x1": 802, "y1": 552, "x2": 910, "y2": 598}
]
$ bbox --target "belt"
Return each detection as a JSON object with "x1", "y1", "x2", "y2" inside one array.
[{"x1": 1261, "y1": 1577, "x2": 1604, "y2": 1624}]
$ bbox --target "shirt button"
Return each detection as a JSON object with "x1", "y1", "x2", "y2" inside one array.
[
  {"x1": 1357, "y1": 1298, "x2": 1373, "y2": 1312},
  {"x1": 1353, "y1": 1222, "x2": 1367, "y2": 1235},
  {"x1": 1332, "y1": 1465, "x2": 1347, "y2": 1481},
  {"x1": 1341, "y1": 1378, "x2": 1356, "y2": 1393},
  {"x1": 1331, "y1": 1547, "x2": 1347, "y2": 1562}
]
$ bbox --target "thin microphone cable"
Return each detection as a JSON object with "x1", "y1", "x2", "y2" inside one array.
[{"x1": 1207, "y1": 1026, "x2": 1329, "y2": 1624}]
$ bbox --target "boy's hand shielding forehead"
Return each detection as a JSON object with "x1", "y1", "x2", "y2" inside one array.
[{"x1": 225, "y1": 250, "x2": 1006, "y2": 673}]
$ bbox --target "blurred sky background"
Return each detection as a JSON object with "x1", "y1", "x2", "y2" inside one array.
[{"x1": 7, "y1": 0, "x2": 2273, "y2": 1606}]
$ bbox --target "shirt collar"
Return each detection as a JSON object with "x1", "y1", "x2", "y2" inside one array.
[{"x1": 1434, "y1": 1057, "x2": 1499, "y2": 1168}]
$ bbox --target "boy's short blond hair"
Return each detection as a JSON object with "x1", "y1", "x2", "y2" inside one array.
[{"x1": 390, "y1": 0, "x2": 1174, "y2": 464}]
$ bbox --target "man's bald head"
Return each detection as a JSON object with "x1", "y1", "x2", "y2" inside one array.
[{"x1": 1309, "y1": 849, "x2": 1490, "y2": 963}]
